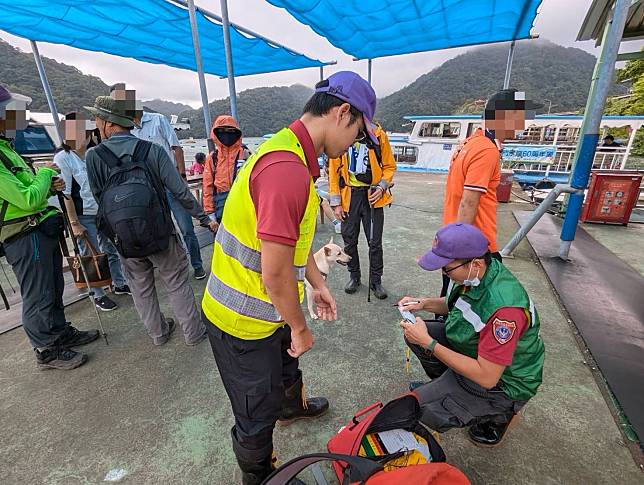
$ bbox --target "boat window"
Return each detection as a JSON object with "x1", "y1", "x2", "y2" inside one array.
[
  {"x1": 418, "y1": 122, "x2": 461, "y2": 138},
  {"x1": 466, "y1": 122, "x2": 481, "y2": 137},
  {"x1": 13, "y1": 125, "x2": 57, "y2": 155},
  {"x1": 392, "y1": 145, "x2": 418, "y2": 165}
]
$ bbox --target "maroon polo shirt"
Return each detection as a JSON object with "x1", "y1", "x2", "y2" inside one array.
[{"x1": 250, "y1": 120, "x2": 320, "y2": 246}]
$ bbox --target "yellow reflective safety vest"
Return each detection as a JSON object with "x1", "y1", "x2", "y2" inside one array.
[{"x1": 202, "y1": 127, "x2": 319, "y2": 340}]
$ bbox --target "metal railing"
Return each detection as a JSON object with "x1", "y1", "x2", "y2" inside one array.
[{"x1": 502, "y1": 145, "x2": 628, "y2": 173}]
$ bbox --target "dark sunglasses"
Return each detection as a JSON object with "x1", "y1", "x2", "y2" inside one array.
[{"x1": 442, "y1": 259, "x2": 472, "y2": 275}]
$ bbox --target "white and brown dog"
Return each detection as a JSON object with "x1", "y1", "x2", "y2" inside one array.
[{"x1": 305, "y1": 238, "x2": 351, "y2": 319}]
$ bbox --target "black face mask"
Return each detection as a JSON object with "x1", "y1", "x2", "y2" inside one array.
[{"x1": 215, "y1": 129, "x2": 241, "y2": 147}]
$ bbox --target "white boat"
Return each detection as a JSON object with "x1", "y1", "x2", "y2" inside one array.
[{"x1": 391, "y1": 115, "x2": 644, "y2": 184}]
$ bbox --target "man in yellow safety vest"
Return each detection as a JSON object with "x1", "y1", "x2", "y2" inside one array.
[{"x1": 202, "y1": 71, "x2": 379, "y2": 484}]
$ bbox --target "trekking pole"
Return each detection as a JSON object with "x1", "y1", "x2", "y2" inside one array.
[
  {"x1": 367, "y1": 186, "x2": 377, "y2": 303},
  {"x1": 56, "y1": 192, "x2": 109, "y2": 345}
]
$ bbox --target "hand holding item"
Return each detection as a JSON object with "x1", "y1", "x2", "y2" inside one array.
[
  {"x1": 397, "y1": 296, "x2": 424, "y2": 312},
  {"x1": 400, "y1": 316, "x2": 432, "y2": 348},
  {"x1": 50, "y1": 176, "x2": 66, "y2": 193},
  {"x1": 312, "y1": 285, "x2": 337, "y2": 321},
  {"x1": 208, "y1": 220, "x2": 219, "y2": 233},
  {"x1": 41, "y1": 161, "x2": 61, "y2": 173},
  {"x1": 288, "y1": 325, "x2": 314, "y2": 358},
  {"x1": 332, "y1": 205, "x2": 345, "y2": 222},
  {"x1": 368, "y1": 186, "x2": 384, "y2": 205},
  {"x1": 70, "y1": 220, "x2": 87, "y2": 237}
]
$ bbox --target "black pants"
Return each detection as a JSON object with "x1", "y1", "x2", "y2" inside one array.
[
  {"x1": 406, "y1": 320, "x2": 526, "y2": 432},
  {"x1": 341, "y1": 187, "x2": 384, "y2": 284},
  {"x1": 205, "y1": 318, "x2": 299, "y2": 452},
  {"x1": 440, "y1": 251, "x2": 503, "y2": 298},
  {"x1": 3, "y1": 215, "x2": 69, "y2": 348}
]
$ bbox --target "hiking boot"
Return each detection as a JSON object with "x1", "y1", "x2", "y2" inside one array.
[
  {"x1": 277, "y1": 371, "x2": 329, "y2": 426},
  {"x1": 194, "y1": 267, "x2": 207, "y2": 280},
  {"x1": 59, "y1": 326, "x2": 100, "y2": 348},
  {"x1": 231, "y1": 427, "x2": 275, "y2": 485},
  {"x1": 95, "y1": 295, "x2": 117, "y2": 312},
  {"x1": 153, "y1": 318, "x2": 176, "y2": 346},
  {"x1": 36, "y1": 346, "x2": 88, "y2": 370},
  {"x1": 370, "y1": 282, "x2": 388, "y2": 300},
  {"x1": 344, "y1": 277, "x2": 361, "y2": 294},
  {"x1": 409, "y1": 380, "x2": 429, "y2": 392},
  {"x1": 113, "y1": 284, "x2": 131, "y2": 295},
  {"x1": 468, "y1": 414, "x2": 520, "y2": 448}
]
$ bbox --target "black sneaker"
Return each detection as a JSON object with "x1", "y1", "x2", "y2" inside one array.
[
  {"x1": 194, "y1": 268, "x2": 207, "y2": 280},
  {"x1": 95, "y1": 296, "x2": 117, "y2": 312},
  {"x1": 370, "y1": 282, "x2": 388, "y2": 300},
  {"x1": 36, "y1": 346, "x2": 88, "y2": 371},
  {"x1": 113, "y1": 285, "x2": 131, "y2": 295},
  {"x1": 60, "y1": 326, "x2": 100, "y2": 347}
]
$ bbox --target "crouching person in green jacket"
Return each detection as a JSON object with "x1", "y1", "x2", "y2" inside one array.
[
  {"x1": 399, "y1": 223, "x2": 545, "y2": 447},
  {"x1": 0, "y1": 85, "x2": 98, "y2": 370}
]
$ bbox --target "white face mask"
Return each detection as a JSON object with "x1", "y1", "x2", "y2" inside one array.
[{"x1": 463, "y1": 262, "x2": 481, "y2": 287}]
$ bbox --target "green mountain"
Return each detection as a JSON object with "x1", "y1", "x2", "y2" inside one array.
[
  {"x1": 0, "y1": 38, "x2": 109, "y2": 114},
  {"x1": 142, "y1": 99, "x2": 193, "y2": 118},
  {"x1": 177, "y1": 84, "x2": 313, "y2": 138},
  {"x1": 376, "y1": 40, "x2": 627, "y2": 131}
]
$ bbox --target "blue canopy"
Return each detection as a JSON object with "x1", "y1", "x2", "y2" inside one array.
[
  {"x1": 0, "y1": 0, "x2": 326, "y2": 77},
  {"x1": 267, "y1": 0, "x2": 543, "y2": 59}
]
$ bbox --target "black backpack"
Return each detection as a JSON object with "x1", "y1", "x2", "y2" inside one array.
[{"x1": 95, "y1": 140, "x2": 173, "y2": 258}]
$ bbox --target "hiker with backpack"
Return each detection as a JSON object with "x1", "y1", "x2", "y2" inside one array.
[
  {"x1": 202, "y1": 115, "x2": 244, "y2": 223},
  {"x1": 84, "y1": 96, "x2": 218, "y2": 347},
  {"x1": 0, "y1": 84, "x2": 99, "y2": 370},
  {"x1": 54, "y1": 112, "x2": 131, "y2": 312}
]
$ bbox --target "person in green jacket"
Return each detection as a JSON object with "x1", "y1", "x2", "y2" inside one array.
[
  {"x1": 0, "y1": 84, "x2": 98, "y2": 370},
  {"x1": 399, "y1": 222, "x2": 545, "y2": 447}
]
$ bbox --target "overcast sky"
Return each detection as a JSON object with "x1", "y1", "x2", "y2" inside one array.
[{"x1": 1, "y1": 0, "x2": 642, "y2": 107}]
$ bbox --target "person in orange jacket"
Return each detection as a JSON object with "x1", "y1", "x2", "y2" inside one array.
[
  {"x1": 328, "y1": 124, "x2": 396, "y2": 299},
  {"x1": 202, "y1": 115, "x2": 243, "y2": 222}
]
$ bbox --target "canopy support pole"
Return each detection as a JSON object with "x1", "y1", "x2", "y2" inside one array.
[
  {"x1": 559, "y1": 0, "x2": 630, "y2": 260},
  {"x1": 620, "y1": 126, "x2": 637, "y2": 170},
  {"x1": 368, "y1": 59, "x2": 372, "y2": 84},
  {"x1": 502, "y1": 40, "x2": 516, "y2": 89},
  {"x1": 30, "y1": 40, "x2": 63, "y2": 146},
  {"x1": 220, "y1": 0, "x2": 239, "y2": 121},
  {"x1": 320, "y1": 66, "x2": 324, "y2": 82},
  {"x1": 187, "y1": 0, "x2": 212, "y2": 145}
]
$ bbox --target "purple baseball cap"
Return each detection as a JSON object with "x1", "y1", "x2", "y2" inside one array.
[
  {"x1": 316, "y1": 71, "x2": 379, "y2": 146},
  {"x1": 417, "y1": 223, "x2": 489, "y2": 271},
  {"x1": 0, "y1": 84, "x2": 31, "y2": 108}
]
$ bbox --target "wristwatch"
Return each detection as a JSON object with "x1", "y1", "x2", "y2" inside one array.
[{"x1": 425, "y1": 339, "x2": 438, "y2": 354}]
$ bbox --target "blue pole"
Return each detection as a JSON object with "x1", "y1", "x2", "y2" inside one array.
[
  {"x1": 220, "y1": 0, "x2": 239, "y2": 121},
  {"x1": 559, "y1": 0, "x2": 630, "y2": 259}
]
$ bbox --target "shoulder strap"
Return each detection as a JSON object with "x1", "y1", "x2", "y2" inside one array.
[
  {"x1": 94, "y1": 143, "x2": 124, "y2": 169},
  {"x1": 0, "y1": 149, "x2": 23, "y2": 235},
  {"x1": 232, "y1": 150, "x2": 241, "y2": 180},
  {"x1": 263, "y1": 453, "x2": 383, "y2": 485},
  {"x1": 132, "y1": 139, "x2": 152, "y2": 163}
]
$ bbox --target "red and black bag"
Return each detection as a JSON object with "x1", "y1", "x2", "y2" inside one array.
[
  {"x1": 327, "y1": 393, "x2": 446, "y2": 480},
  {"x1": 263, "y1": 453, "x2": 470, "y2": 485}
]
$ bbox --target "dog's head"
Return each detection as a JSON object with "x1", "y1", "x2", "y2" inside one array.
[{"x1": 323, "y1": 238, "x2": 351, "y2": 266}]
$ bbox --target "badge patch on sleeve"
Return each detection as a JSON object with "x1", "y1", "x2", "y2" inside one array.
[{"x1": 493, "y1": 319, "x2": 516, "y2": 345}]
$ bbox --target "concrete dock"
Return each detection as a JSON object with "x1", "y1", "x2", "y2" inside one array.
[{"x1": 1, "y1": 172, "x2": 642, "y2": 484}]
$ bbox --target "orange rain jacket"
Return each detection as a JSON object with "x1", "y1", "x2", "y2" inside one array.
[{"x1": 202, "y1": 115, "x2": 243, "y2": 215}]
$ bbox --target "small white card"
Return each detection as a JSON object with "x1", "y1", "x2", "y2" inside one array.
[{"x1": 377, "y1": 429, "x2": 431, "y2": 460}]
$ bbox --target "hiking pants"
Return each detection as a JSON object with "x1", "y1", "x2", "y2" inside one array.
[
  {"x1": 3, "y1": 215, "x2": 70, "y2": 348},
  {"x1": 406, "y1": 320, "x2": 526, "y2": 432},
  {"x1": 205, "y1": 321, "x2": 300, "y2": 458},
  {"x1": 121, "y1": 234, "x2": 205, "y2": 344},
  {"x1": 341, "y1": 187, "x2": 384, "y2": 284}
]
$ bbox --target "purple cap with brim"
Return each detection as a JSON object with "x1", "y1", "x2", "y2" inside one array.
[
  {"x1": 417, "y1": 223, "x2": 489, "y2": 271},
  {"x1": 316, "y1": 71, "x2": 379, "y2": 146}
]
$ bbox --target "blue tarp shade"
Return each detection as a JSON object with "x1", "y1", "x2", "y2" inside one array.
[
  {"x1": 267, "y1": 0, "x2": 542, "y2": 59},
  {"x1": 0, "y1": 0, "x2": 325, "y2": 77}
]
